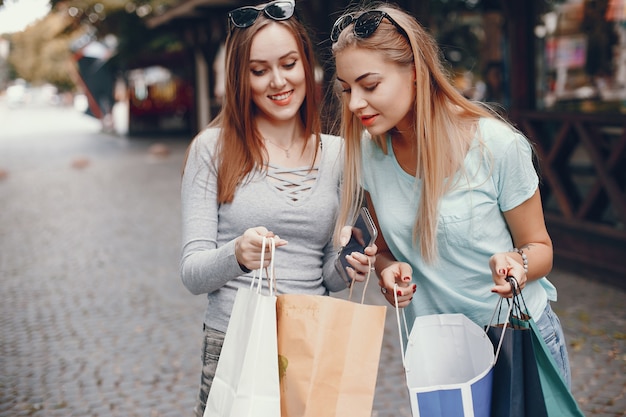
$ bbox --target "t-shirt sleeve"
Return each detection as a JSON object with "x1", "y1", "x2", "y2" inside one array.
[
  {"x1": 180, "y1": 129, "x2": 245, "y2": 295},
  {"x1": 492, "y1": 127, "x2": 539, "y2": 212}
]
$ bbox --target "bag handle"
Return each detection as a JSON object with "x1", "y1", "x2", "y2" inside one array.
[
  {"x1": 250, "y1": 236, "x2": 276, "y2": 296},
  {"x1": 486, "y1": 276, "x2": 518, "y2": 364},
  {"x1": 393, "y1": 277, "x2": 517, "y2": 370},
  {"x1": 347, "y1": 256, "x2": 373, "y2": 305},
  {"x1": 393, "y1": 283, "x2": 410, "y2": 370}
]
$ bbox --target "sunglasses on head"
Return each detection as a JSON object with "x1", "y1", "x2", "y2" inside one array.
[
  {"x1": 228, "y1": 0, "x2": 295, "y2": 30},
  {"x1": 330, "y1": 10, "x2": 408, "y2": 43}
]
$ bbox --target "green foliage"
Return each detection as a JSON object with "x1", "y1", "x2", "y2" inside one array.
[
  {"x1": 7, "y1": 0, "x2": 184, "y2": 90},
  {"x1": 8, "y1": 11, "x2": 76, "y2": 90}
]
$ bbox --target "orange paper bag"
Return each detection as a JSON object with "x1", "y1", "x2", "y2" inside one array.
[{"x1": 276, "y1": 291, "x2": 386, "y2": 417}]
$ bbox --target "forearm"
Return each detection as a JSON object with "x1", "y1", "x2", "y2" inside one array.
[
  {"x1": 181, "y1": 134, "x2": 241, "y2": 294},
  {"x1": 502, "y1": 189, "x2": 553, "y2": 282},
  {"x1": 510, "y1": 241, "x2": 553, "y2": 282},
  {"x1": 180, "y1": 238, "x2": 248, "y2": 295}
]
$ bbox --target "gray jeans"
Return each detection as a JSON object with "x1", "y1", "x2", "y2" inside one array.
[{"x1": 193, "y1": 326, "x2": 225, "y2": 417}]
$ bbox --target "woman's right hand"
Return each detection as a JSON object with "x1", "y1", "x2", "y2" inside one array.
[
  {"x1": 235, "y1": 227, "x2": 288, "y2": 271},
  {"x1": 378, "y1": 261, "x2": 416, "y2": 308}
]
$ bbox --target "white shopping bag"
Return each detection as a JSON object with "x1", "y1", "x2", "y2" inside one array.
[
  {"x1": 394, "y1": 286, "x2": 508, "y2": 417},
  {"x1": 204, "y1": 238, "x2": 280, "y2": 417}
]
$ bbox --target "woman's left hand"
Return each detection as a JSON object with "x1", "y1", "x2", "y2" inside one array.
[
  {"x1": 339, "y1": 226, "x2": 377, "y2": 283},
  {"x1": 489, "y1": 253, "x2": 527, "y2": 297}
]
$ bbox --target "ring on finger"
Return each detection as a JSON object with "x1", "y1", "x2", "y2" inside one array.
[{"x1": 380, "y1": 287, "x2": 388, "y2": 294}]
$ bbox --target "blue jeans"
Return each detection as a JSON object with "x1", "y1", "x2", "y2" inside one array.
[
  {"x1": 193, "y1": 326, "x2": 225, "y2": 417},
  {"x1": 535, "y1": 302, "x2": 572, "y2": 388}
]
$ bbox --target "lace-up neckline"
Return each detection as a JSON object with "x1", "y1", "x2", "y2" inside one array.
[{"x1": 266, "y1": 164, "x2": 319, "y2": 202}]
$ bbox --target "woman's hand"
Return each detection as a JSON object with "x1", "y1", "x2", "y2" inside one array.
[
  {"x1": 378, "y1": 261, "x2": 416, "y2": 308},
  {"x1": 489, "y1": 252, "x2": 528, "y2": 297},
  {"x1": 235, "y1": 227, "x2": 288, "y2": 271},
  {"x1": 338, "y1": 225, "x2": 377, "y2": 283}
]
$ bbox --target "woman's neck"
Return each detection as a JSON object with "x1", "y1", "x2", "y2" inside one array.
[
  {"x1": 390, "y1": 129, "x2": 418, "y2": 176},
  {"x1": 256, "y1": 116, "x2": 304, "y2": 149},
  {"x1": 256, "y1": 116, "x2": 317, "y2": 167}
]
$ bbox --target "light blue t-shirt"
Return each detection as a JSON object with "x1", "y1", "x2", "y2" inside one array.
[{"x1": 362, "y1": 117, "x2": 557, "y2": 328}]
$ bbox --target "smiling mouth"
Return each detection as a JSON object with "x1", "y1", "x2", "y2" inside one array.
[{"x1": 269, "y1": 90, "x2": 293, "y2": 101}]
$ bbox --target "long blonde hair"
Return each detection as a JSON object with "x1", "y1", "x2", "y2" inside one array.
[{"x1": 331, "y1": 2, "x2": 494, "y2": 263}]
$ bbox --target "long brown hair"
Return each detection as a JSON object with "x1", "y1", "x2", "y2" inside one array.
[
  {"x1": 332, "y1": 2, "x2": 495, "y2": 262},
  {"x1": 209, "y1": 11, "x2": 321, "y2": 203}
]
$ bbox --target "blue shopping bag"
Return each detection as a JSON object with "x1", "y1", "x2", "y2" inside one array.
[{"x1": 393, "y1": 286, "x2": 512, "y2": 417}]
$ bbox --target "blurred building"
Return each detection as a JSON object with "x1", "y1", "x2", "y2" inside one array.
[{"x1": 144, "y1": 0, "x2": 626, "y2": 285}]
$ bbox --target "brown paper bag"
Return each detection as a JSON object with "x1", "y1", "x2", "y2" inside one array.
[{"x1": 276, "y1": 291, "x2": 386, "y2": 417}]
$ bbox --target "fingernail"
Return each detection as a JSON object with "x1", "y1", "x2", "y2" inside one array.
[
  {"x1": 403, "y1": 276, "x2": 411, "y2": 281},
  {"x1": 498, "y1": 269, "x2": 505, "y2": 275},
  {"x1": 397, "y1": 290, "x2": 403, "y2": 296},
  {"x1": 412, "y1": 285, "x2": 417, "y2": 293}
]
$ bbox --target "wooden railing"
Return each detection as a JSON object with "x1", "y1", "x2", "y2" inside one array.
[{"x1": 513, "y1": 111, "x2": 626, "y2": 286}]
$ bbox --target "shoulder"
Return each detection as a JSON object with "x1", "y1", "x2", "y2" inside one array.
[
  {"x1": 188, "y1": 127, "x2": 221, "y2": 156},
  {"x1": 478, "y1": 117, "x2": 517, "y2": 142},
  {"x1": 193, "y1": 127, "x2": 221, "y2": 148},
  {"x1": 320, "y1": 133, "x2": 344, "y2": 166},
  {"x1": 477, "y1": 117, "x2": 532, "y2": 155},
  {"x1": 319, "y1": 134, "x2": 343, "y2": 182},
  {"x1": 185, "y1": 127, "x2": 222, "y2": 170},
  {"x1": 320, "y1": 133, "x2": 343, "y2": 153}
]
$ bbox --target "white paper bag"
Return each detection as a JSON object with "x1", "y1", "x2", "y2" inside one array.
[
  {"x1": 393, "y1": 286, "x2": 497, "y2": 417},
  {"x1": 403, "y1": 314, "x2": 495, "y2": 417},
  {"x1": 204, "y1": 238, "x2": 280, "y2": 417}
]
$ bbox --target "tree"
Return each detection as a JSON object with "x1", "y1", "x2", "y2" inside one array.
[
  {"x1": 8, "y1": 9, "x2": 75, "y2": 90},
  {"x1": 7, "y1": 0, "x2": 185, "y2": 90}
]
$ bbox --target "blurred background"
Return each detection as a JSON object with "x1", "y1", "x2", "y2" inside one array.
[
  {"x1": 1, "y1": 0, "x2": 625, "y2": 281},
  {"x1": 0, "y1": 1, "x2": 624, "y2": 416}
]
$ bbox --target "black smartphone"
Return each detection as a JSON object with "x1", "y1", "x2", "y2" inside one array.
[{"x1": 335, "y1": 206, "x2": 378, "y2": 285}]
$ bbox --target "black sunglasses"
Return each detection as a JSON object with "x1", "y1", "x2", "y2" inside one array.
[
  {"x1": 228, "y1": 0, "x2": 295, "y2": 29},
  {"x1": 330, "y1": 10, "x2": 408, "y2": 43}
]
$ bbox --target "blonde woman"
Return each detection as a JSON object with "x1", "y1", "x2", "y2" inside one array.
[{"x1": 331, "y1": 2, "x2": 571, "y2": 386}]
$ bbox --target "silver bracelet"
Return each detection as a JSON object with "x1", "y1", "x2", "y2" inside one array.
[{"x1": 512, "y1": 248, "x2": 528, "y2": 274}]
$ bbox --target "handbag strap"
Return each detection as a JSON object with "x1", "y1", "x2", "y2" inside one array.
[{"x1": 250, "y1": 236, "x2": 276, "y2": 296}]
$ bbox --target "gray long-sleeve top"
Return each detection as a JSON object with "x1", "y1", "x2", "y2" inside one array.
[{"x1": 180, "y1": 128, "x2": 348, "y2": 333}]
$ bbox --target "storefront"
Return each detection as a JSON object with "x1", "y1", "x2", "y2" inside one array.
[
  {"x1": 146, "y1": 0, "x2": 626, "y2": 284},
  {"x1": 511, "y1": 0, "x2": 625, "y2": 285},
  {"x1": 363, "y1": 0, "x2": 626, "y2": 284}
]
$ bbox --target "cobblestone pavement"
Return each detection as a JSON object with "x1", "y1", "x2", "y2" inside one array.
[{"x1": 1, "y1": 103, "x2": 624, "y2": 416}]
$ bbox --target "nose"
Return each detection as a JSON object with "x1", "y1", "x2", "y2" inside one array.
[
  {"x1": 270, "y1": 69, "x2": 287, "y2": 89},
  {"x1": 348, "y1": 91, "x2": 366, "y2": 113}
]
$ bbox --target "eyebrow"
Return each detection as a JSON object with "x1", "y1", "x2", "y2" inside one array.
[
  {"x1": 336, "y1": 72, "x2": 379, "y2": 83},
  {"x1": 249, "y1": 50, "x2": 299, "y2": 64}
]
